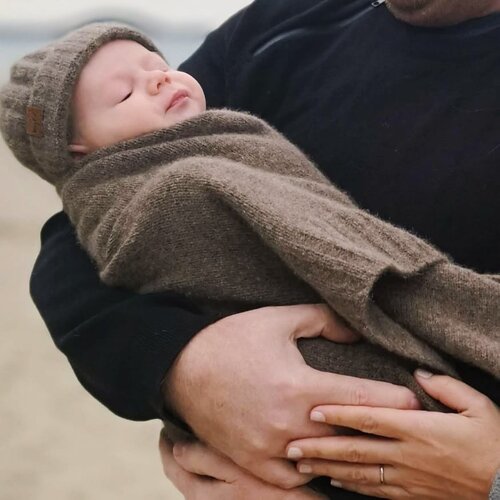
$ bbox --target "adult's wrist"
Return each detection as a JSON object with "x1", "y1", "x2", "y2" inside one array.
[{"x1": 161, "y1": 318, "x2": 218, "y2": 423}]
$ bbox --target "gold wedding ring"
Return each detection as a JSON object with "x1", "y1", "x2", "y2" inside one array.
[{"x1": 379, "y1": 465, "x2": 385, "y2": 484}]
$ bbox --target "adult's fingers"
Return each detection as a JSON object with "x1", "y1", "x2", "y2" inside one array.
[
  {"x1": 159, "y1": 434, "x2": 204, "y2": 493},
  {"x1": 173, "y1": 441, "x2": 240, "y2": 482},
  {"x1": 248, "y1": 458, "x2": 313, "y2": 489},
  {"x1": 173, "y1": 440, "x2": 313, "y2": 490},
  {"x1": 305, "y1": 371, "x2": 421, "y2": 410},
  {"x1": 296, "y1": 460, "x2": 400, "y2": 487},
  {"x1": 415, "y1": 369, "x2": 495, "y2": 414},
  {"x1": 307, "y1": 405, "x2": 419, "y2": 438},
  {"x1": 287, "y1": 435, "x2": 398, "y2": 464},
  {"x1": 288, "y1": 304, "x2": 361, "y2": 343}
]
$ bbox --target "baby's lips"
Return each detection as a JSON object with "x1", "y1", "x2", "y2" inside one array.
[{"x1": 166, "y1": 90, "x2": 189, "y2": 111}]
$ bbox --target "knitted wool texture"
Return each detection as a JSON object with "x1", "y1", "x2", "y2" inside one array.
[
  {"x1": 491, "y1": 473, "x2": 500, "y2": 500},
  {"x1": 56, "y1": 110, "x2": 499, "y2": 409}
]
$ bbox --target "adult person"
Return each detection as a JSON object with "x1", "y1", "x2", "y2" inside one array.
[{"x1": 30, "y1": 0, "x2": 500, "y2": 498}]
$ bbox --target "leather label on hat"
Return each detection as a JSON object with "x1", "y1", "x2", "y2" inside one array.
[{"x1": 26, "y1": 106, "x2": 44, "y2": 137}]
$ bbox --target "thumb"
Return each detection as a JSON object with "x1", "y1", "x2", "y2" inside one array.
[
  {"x1": 158, "y1": 432, "x2": 194, "y2": 492},
  {"x1": 415, "y1": 369, "x2": 489, "y2": 413},
  {"x1": 293, "y1": 304, "x2": 361, "y2": 343},
  {"x1": 173, "y1": 441, "x2": 240, "y2": 482},
  {"x1": 320, "y1": 311, "x2": 361, "y2": 343}
]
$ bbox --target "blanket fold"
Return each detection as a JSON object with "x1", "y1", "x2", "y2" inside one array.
[{"x1": 60, "y1": 110, "x2": 499, "y2": 410}]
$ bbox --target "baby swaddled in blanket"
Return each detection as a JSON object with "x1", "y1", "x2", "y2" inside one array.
[{"x1": 1, "y1": 23, "x2": 498, "y2": 416}]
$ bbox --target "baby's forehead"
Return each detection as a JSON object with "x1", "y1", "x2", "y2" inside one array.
[
  {"x1": 76, "y1": 39, "x2": 165, "y2": 89},
  {"x1": 91, "y1": 39, "x2": 163, "y2": 64}
]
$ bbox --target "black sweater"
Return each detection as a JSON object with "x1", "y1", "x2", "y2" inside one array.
[{"x1": 31, "y1": 0, "x2": 500, "y2": 421}]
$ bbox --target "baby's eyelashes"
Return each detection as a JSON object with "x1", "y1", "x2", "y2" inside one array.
[{"x1": 120, "y1": 91, "x2": 132, "y2": 103}]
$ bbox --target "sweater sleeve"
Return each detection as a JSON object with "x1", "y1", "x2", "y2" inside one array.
[
  {"x1": 491, "y1": 472, "x2": 500, "y2": 500},
  {"x1": 30, "y1": 212, "x2": 219, "y2": 420}
]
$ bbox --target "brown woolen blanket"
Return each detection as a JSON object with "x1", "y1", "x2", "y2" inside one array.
[{"x1": 59, "y1": 110, "x2": 499, "y2": 410}]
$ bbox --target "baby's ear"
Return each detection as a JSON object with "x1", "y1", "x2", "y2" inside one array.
[{"x1": 68, "y1": 143, "x2": 89, "y2": 155}]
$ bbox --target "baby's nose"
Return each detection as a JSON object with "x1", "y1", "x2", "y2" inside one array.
[{"x1": 147, "y1": 70, "x2": 170, "y2": 94}]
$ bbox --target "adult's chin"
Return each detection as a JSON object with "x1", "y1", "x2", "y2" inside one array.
[{"x1": 386, "y1": 0, "x2": 483, "y2": 27}]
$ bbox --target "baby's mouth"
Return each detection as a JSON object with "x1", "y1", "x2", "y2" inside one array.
[{"x1": 166, "y1": 90, "x2": 189, "y2": 111}]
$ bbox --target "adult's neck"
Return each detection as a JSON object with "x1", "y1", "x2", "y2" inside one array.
[{"x1": 386, "y1": 0, "x2": 500, "y2": 27}]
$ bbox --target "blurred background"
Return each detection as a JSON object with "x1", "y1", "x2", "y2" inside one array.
[{"x1": 0, "y1": 1, "x2": 251, "y2": 499}]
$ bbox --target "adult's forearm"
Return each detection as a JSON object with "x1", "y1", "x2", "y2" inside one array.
[{"x1": 30, "y1": 212, "x2": 216, "y2": 420}]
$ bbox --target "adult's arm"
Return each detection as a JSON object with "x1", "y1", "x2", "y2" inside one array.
[
  {"x1": 165, "y1": 304, "x2": 420, "y2": 489},
  {"x1": 30, "y1": 212, "x2": 217, "y2": 420},
  {"x1": 31, "y1": 215, "x2": 419, "y2": 489}
]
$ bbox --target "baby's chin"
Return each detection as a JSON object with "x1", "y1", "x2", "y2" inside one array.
[{"x1": 165, "y1": 96, "x2": 206, "y2": 125}]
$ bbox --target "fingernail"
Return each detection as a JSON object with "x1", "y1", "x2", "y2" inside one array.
[
  {"x1": 331, "y1": 479, "x2": 343, "y2": 488},
  {"x1": 287, "y1": 447, "x2": 303, "y2": 459},
  {"x1": 415, "y1": 369, "x2": 433, "y2": 379},
  {"x1": 173, "y1": 443, "x2": 184, "y2": 458},
  {"x1": 298, "y1": 464, "x2": 312, "y2": 474},
  {"x1": 310, "y1": 411, "x2": 326, "y2": 422}
]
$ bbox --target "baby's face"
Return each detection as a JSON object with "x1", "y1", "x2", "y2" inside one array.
[{"x1": 69, "y1": 39, "x2": 206, "y2": 154}]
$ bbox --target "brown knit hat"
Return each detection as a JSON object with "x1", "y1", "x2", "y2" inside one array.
[{"x1": 0, "y1": 22, "x2": 162, "y2": 185}]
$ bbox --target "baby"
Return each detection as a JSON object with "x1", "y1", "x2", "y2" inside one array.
[
  {"x1": 1, "y1": 22, "x2": 498, "y2": 427},
  {"x1": 68, "y1": 36, "x2": 206, "y2": 155}
]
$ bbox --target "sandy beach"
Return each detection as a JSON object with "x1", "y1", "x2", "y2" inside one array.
[{"x1": 0, "y1": 136, "x2": 182, "y2": 499}]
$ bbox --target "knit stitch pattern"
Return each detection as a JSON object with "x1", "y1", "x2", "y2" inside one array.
[{"x1": 58, "y1": 110, "x2": 499, "y2": 409}]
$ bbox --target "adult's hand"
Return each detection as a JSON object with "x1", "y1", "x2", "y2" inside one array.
[
  {"x1": 159, "y1": 433, "x2": 327, "y2": 499},
  {"x1": 288, "y1": 371, "x2": 500, "y2": 499},
  {"x1": 164, "y1": 304, "x2": 420, "y2": 489}
]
